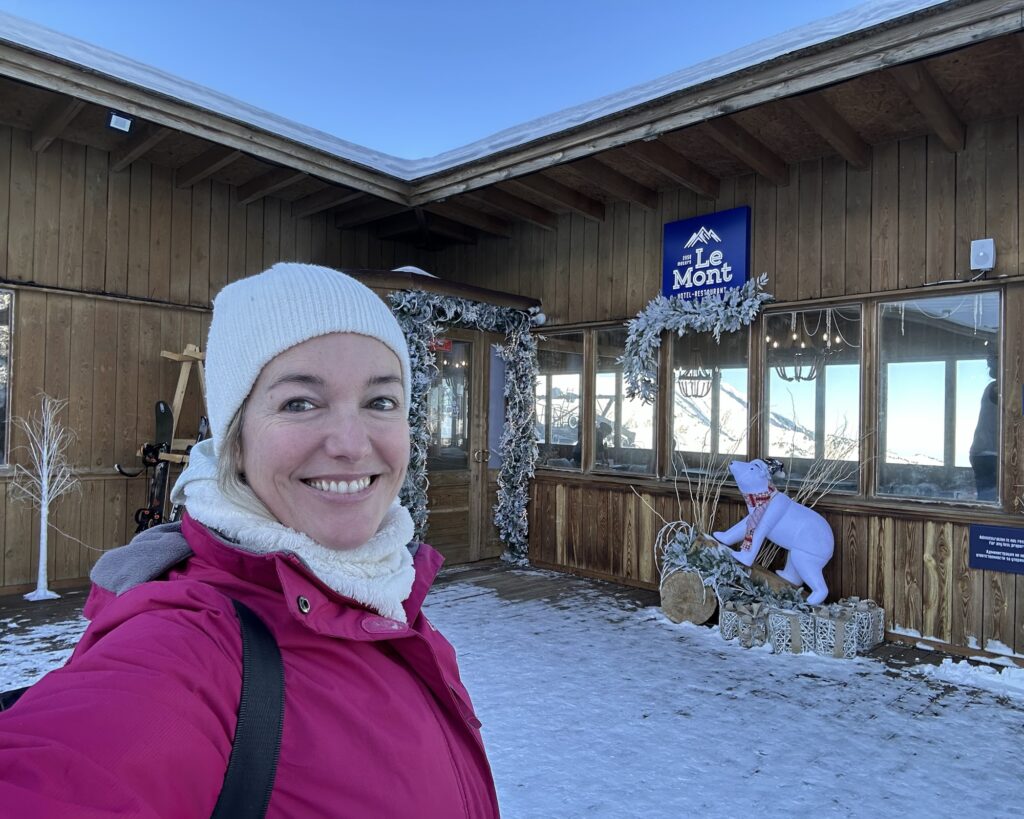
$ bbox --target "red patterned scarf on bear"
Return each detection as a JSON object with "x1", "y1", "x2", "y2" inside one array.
[{"x1": 742, "y1": 487, "x2": 777, "y2": 550}]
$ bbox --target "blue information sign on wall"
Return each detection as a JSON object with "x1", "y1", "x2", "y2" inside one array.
[
  {"x1": 662, "y1": 206, "x2": 750, "y2": 300},
  {"x1": 969, "y1": 524, "x2": 1024, "y2": 575}
]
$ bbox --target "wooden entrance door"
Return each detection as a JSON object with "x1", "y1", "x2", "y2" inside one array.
[{"x1": 424, "y1": 329, "x2": 505, "y2": 564}]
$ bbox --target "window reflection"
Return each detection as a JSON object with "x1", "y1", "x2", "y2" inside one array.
[
  {"x1": 764, "y1": 306, "x2": 861, "y2": 491},
  {"x1": 426, "y1": 340, "x2": 471, "y2": 471},
  {"x1": 672, "y1": 329, "x2": 749, "y2": 474},
  {"x1": 534, "y1": 333, "x2": 584, "y2": 470},
  {"x1": 877, "y1": 292, "x2": 1000, "y2": 502},
  {"x1": 594, "y1": 328, "x2": 655, "y2": 474}
]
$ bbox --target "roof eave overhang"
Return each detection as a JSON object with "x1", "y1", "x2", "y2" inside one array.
[
  {"x1": 0, "y1": 40, "x2": 414, "y2": 204},
  {"x1": 0, "y1": 0, "x2": 1020, "y2": 210},
  {"x1": 408, "y1": 0, "x2": 1024, "y2": 204}
]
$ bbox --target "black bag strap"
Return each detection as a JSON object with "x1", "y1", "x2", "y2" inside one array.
[
  {"x1": 212, "y1": 599, "x2": 286, "y2": 819},
  {"x1": 0, "y1": 686, "x2": 27, "y2": 711}
]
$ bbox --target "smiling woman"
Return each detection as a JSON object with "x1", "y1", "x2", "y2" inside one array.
[
  {"x1": 0, "y1": 263, "x2": 499, "y2": 818},
  {"x1": 239, "y1": 333, "x2": 411, "y2": 551}
]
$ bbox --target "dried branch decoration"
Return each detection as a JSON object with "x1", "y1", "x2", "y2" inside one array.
[{"x1": 11, "y1": 394, "x2": 80, "y2": 601}]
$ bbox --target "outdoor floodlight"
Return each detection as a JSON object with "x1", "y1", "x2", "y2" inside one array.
[{"x1": 107, "y1": 111, "x2": 134, "y2": 133}]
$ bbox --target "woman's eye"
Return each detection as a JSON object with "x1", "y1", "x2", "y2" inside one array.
[
  {"x1": 282, "y1": 398, "x2": 316, "y2": 412},
  {"x1": 369, "y1": 396, "x2": 398, "y2": 411}
]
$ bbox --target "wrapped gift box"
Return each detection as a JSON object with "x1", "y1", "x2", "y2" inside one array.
[
  {"x1": 719, "y1": 600, "x2": 769, "y2": 648},
  {"x1": 736, "y1": 602, "x2": 769, "y2": 649},
  {"x1": 719, "y1": 599, "x2": 742, "y2": 641},
  {"x1": 768, "y1": 606, "x2": 816, "y2": 654},
  {"x1": 838, "y1": 597, "x2": 885, "y2": 652},
  {"x1": 813, "y1": 605, "x2": 859, "y2": 659}
]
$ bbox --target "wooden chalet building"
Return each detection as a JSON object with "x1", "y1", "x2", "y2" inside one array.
[{"x1": 0, "y1": 1, "x2": 1022, "y2": 660}]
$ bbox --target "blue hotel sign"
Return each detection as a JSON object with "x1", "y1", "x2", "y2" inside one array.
[
  {"x1": 969, "y1": 524, "x2": 1024, "y2": 575},
  {"x1": 662, "y1": 206, "x2": 751, "y2": 300}
]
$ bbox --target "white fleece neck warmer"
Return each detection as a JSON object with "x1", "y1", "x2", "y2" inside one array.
[{"x1": 170, "y1": 439, "x2": 416, "y2": 622}]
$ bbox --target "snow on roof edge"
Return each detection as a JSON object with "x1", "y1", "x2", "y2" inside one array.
[
  {"x1": 0, "y1": 0, "x2": 949, "y2": 182},
  {"x1": 407, "y1": 0, "x2": 949, "y2": 178}
]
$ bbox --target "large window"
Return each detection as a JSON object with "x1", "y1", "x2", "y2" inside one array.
[
  {"x1": 671, "y1": 328, "x2": 749, "y2": 474},
  {"x1": 0, "y1": 290, "x2": 10, "y2": 466},
  {"x1": 877, "y1": 292, "x2": 1000, "y2": 502},
  {"x1": 764, "y1": 306, "x2": 861, "y2": 491},
  {"x1": 534, "y1": 332, "x2": 584, "y2": 470},
  {"x1": 533, "y1": 286, "x2": 1006, "y2": 508},
  {"x1": 594, "y1": 328, "x2": 655, "y2": 474}
]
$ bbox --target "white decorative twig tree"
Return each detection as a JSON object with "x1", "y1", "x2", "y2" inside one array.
[{"x1": 10, "y1": 394, "x2": 79, "y2": 601}]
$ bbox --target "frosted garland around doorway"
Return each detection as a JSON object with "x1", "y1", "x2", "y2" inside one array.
[{"x1": 389, "y1": 291, "x2": 538, "y2": 563}]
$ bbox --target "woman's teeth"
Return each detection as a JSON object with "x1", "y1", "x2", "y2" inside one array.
[{"x1": 305, "y1": 477, "x2": 372, "y2": 494}]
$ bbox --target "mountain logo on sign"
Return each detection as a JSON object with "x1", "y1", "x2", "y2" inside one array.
[{"x1": 684, "y1": 227, "x2": 722, "y2": 248}]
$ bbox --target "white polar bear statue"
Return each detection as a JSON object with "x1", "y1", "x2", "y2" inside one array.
[{"x1": 712, "y1": 458, "x2": 834, "y2": 605}]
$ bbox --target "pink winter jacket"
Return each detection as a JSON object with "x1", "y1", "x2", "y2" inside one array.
[{"x1": 0, "y1": 514, "x2": 500, "y2": 818}]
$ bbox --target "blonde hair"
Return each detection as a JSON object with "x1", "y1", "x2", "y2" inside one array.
[{"x1": 215, "y1": 405, "x2": 276, "y2": 520}]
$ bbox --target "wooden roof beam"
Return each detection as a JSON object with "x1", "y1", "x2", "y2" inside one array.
[
  {"x1": 423, "y1": 213, "x2": 478, "y2": 245},
  {"x1": 237, "y1": 167, "x2": 309, "y2": 205},
  {"x1": 374, "y1": 209, "x2": 478, "y2": 247},
  {"x1": 176, "y1": 145, "x2": 242, "y2": 188},
  {"x1": 424, "y1": 201, "x2": 512, "y2": 238},
  {"x1": 374, "y1": 210, "x2": 426, "y2": 241},
  {"x1": 787, "y1": 94, "x2": 871, "y2": 170},
  {"x1": 464, "y1": 187, "x2": 557, "y2": 231},
  {"x1": 621, "y1": 140, "x2": 720, "y2": 198},
  {"x1": 31, "y1": 95, "x2": 86, "y2": 152},
  {"x1": 889, "y1": 62, "x2": 965, "y2": 153},
  {"x1": 292, "y1": 186, "x2": 363, "y2": 219},
  {"x1": 334, "y1": 196, "x2": 408, "y2": 230},
  {"x1": 565, "y1": 157, "x2": 659, "y2": 210},
  {"x1": 501, "y1": 176, "x2": 605, "y2": 223},
  {"x1": 110, "y1": 123, "x2": 170, "y2": 172},
  {"x1": 373, "y1": 209, "x2": 477, "y2": 245},
  {"x1": 704, "y1": 117, "x2": 789, "y2": 187}
]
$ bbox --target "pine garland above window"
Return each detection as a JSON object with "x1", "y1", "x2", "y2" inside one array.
[
  {"x1": 621, "y1": 274, "x2": 772, "y2": 404},
  {"x1": 389, "y1": 290, "x2": 539, "y2": 564}
]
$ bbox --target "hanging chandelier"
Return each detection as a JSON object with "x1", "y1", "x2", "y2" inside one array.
[
  {"x1": 676, "y1": 357, "x2": 713, "y2": 398},
  {"x1": 774, "y1": 349, "x2": 825, "y2": 382},
  {"x1": 768, "y1": 309, "x2": 839, "y2": 382}
]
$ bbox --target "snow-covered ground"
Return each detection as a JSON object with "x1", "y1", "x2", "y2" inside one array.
[{"x1": 3, "y1": 569, "x2": 1023, "y2": 817}]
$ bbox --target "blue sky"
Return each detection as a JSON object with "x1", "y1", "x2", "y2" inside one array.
[{"x1": 0, "y1": 0, "x2": 870, "y2": 158}]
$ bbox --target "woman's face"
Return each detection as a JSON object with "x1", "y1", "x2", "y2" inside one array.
[{"x1": 239, "y1": 333, "x2": 409, "y2": 550}]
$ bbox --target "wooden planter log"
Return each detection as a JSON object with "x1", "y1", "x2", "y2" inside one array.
[
  {"x1": 660, "y1": 570, "x2": 718, "y2": 624},
  {"x1": 750, "y1": 563, "x2": 802, "y2": 595},
  {"x1": 660, "y1": 545, "x2": 807, "y2": 624}
]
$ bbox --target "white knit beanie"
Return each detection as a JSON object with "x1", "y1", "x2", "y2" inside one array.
[{"x1": 204, "y1": 262, "x2": 411, "y2": 451}]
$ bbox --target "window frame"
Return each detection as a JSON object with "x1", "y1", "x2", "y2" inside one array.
[
  {"x1": 760, "y1": 302, "x2": 865, "y2": 496},
  {"x1": 667, "y1": 326, "x2": 752, "y2": 477},
  {"x1": 874, "y1": 289, "x2": 1003, "y2": 504},
  {"x1": 533, "y1": 330, "x2": 586, "y2": 472}
]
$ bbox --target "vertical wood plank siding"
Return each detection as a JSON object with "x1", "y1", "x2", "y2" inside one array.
[
  {"x1": 420, "y1": 118, "x2": 1024, "y2": 657},
  {"x1": 0, "y1": 124, "x2": 418, "y2": 592}
]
